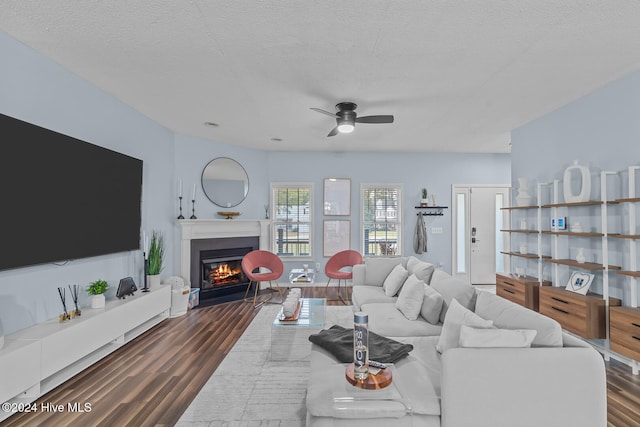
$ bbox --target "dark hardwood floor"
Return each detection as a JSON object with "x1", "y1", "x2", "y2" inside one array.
[{"x1": 2, "y1": 286, "x2": 639, "y2": 426}]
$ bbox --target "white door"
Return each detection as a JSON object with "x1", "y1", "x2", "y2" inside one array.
[{"x1": 452, "y1": 185, "x2": 510, "y2": 285}]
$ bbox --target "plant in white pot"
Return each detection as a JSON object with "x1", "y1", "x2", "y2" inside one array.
[
  {"x1": 87, "y1": 279, "x2": 109, "y2": 309},
  {"x1": 420, "y1": 188, "x2": 429, "y2": 207},
  {"x1": 147, "y1": 230, "x2": 165, "y2": 289}
]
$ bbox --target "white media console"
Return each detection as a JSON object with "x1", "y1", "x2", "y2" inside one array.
[{"x1": 0, "y1": 285, "x2": 170, "y2": 421}]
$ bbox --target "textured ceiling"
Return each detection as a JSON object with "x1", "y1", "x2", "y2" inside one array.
[{"x1": 2, "y1": 1, "x2": 640, "y2": 153}]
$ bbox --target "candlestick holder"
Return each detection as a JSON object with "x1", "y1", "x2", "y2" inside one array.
[
  {"x1": 142, "y1": 256, "x2": 150, "y2": 293},
  {"x1": 190, "y1": 199, "x2": 197, "y2": 219},
  {"x1": 177, "y1": 196, "x2": 185, "y2": 219}
]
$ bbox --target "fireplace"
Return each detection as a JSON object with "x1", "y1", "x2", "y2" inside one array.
[
  {"x1": 190, "y1": 235, "x2": 259, "y2": 304},
  {"x1": 179, "y1": 219, "x2": 270, "y2": 305}
]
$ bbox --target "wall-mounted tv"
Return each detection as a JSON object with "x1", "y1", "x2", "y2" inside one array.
[{"x1": 0, "y1": 113, "x2": 143, "y2": 271}]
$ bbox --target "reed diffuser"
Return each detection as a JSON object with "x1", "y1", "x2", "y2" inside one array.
[
  {"x1": 57, "y1": 287, "x2": 70, "y2": 322},
  {"x1": 69, "y1": 284, "x2": 81, "y2": 317}
]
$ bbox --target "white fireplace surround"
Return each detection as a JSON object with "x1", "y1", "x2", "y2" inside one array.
[{"x1": 179, "y1": 219, "x2": 270, "y2": 286}]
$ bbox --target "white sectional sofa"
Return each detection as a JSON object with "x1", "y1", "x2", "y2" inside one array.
[{"x1": 306, "y1": 256, "x2": 607, "y2": 427}]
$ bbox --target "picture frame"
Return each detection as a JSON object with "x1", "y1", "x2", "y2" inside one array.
[
  {"x1": 565, "y1": 271, "x2": 595, "y2": 295},
  {"x1": 323, "y1": 220, "x2": 350, "y2": 257},
  {"x1": 324, "y1": 178, "x2": 351, "y2": 216}
]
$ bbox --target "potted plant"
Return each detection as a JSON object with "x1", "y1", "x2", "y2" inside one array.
[
  {"x1": 420, "y1": 188, "x2": 429, "y2": 207},
  {"x1": 147, "y1": 230, "x2": 165, "y2": 289},
  {"x1": 87, "y1": 279, "x2": 109, "y2": 308}
]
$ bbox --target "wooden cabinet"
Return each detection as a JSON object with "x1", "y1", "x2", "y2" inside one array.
[
  {"x1": 496, "y1": 273, "x2": 551, "y2": 311},
  {"x1": 610, "y1": 307, "x2": 640, "y2": 361},
  {"x1": 539, "y1": 286, "x2": 621, "y2": 339}
]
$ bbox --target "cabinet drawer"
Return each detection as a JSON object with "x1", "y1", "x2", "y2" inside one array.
[
  {"x1": 610, "y1": 307, "x2": 640, "y2": 361},
  {"x1": 539, "y1": 287, "x2": 620, "y2": 339},
  {"x1": 497, "y1": 281, "x2": 526, "y2": 306},
  {"x1": 495, "y1": 274, "x2": 549, "y2": 311}
]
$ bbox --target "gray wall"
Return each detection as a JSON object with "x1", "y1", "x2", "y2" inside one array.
[{"x1": 511, "y1": 70, "x2": 640, "y2": 305}]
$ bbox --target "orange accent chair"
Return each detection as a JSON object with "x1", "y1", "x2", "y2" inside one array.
[
  {"x1": 242, "y1": 250, "x2": 284, "y2": 308},
  {"x1": 325, "y1": 249, "x2": 363, "y2": 304}
]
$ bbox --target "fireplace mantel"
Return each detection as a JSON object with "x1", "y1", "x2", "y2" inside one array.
[{"x1": 178, "y1": 219, "x2": 270, "y2": 285}]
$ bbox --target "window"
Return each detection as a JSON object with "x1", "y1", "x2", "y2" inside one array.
[
  {"x1": 271, "y1": 184, "x2": 313, "y2": 258},
  {"x1": 361, "y1": 184, "x2": 402, "y2": 256}
]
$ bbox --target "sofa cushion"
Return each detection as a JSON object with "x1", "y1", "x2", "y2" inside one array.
[
  {"x1": 458, "y1": 325, "x2": 537, "y2": 348},
  {"x1": 474, "y1": 291, "x2": 563, "y2": 347},
  {"x1": 363, "y1": 257, "x2": 407, "y2": 287},
  {"x1": 436, "y1": 299, "x2": 494, "y2": 353},
  {"x1": 395, "y1": 274, "x2": 425, "y2": 320},
  {"x1": 407, "y1": 256, "x2": 436, "y2": 284},
  {"x1": 361, "y1": 302, "x2": 443, "y2": 337},
  {"x1": 383, "y1": 264, "x2": 409, "y2": 296},
  {"x1": 421, "y1": 284, "x2": 444, "y2": 325},
  {"x1": 430, "y1": 269, "x2": 477, "y2": 323},
  {"x1": 352, "y1": 285, "x2": 397, "y2": 310}
]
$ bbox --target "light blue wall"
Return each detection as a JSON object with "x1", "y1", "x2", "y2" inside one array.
[
  {"x1": 0, "y1": 30, "x2": 510, "y2": 335},
  {"x1": 266, "y1": 151, "x2": 511, "y2": 281},
  {"x1": 511, "y1": 70, "x2": 640, "y2": 304},
  {"x1": 0, "y1": 32, "x2": 176, "y2": 334}
]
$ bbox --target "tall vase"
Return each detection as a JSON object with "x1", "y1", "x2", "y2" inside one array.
[
  {"x1": 515, "y1": 178, "x2": 532, "y2": 207},
  {"x1": 576, "y1": 248, "x2": 586, "y2": 264},
  {"x1": 148, "y1": 274, "x2": 161, "y2": 290}
]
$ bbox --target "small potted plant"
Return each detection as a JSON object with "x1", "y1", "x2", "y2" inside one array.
[
  {"x1": 147, "y1": 230, "x2": 165, "y2": 289},
  {"x1": 420, "y1": 188, "x2": 429, "y2": 207},
  {"x1": 87, "y1": 279, "x2": 109, "y2": 308}
]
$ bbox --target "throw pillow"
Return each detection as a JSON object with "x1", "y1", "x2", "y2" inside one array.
[
  {"x1": 436, "y1": 299, "x2": 494, "y2": 353},
  {"x1": 395, "y1": 274, "x2": 425, "y2": 320},
  {"x1": 407, "y1": 256, "x2": 436, "y2": 284},
  {"x1": 458, "y1": 325, "x2": 537, "y2": 348},
  {"x1": 364, "y1": 257, "x2": 408, "y2": 286},
  {"x1": 474, "y1": 291, "x2": 563, "y2": 347},
  {"x1": 420, "y1": 284, "x2": 444, "y2": 325},
  {"x1": 430, "y1": 269, "x2": 477, "y2": 323},
  {"x1": 382, "y1": 264, "x2": 409, "y2": 297}
]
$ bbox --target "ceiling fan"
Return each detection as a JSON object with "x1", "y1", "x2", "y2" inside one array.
[{"x1": 310, "y1": 102, "x2": 394, "y2": 137}]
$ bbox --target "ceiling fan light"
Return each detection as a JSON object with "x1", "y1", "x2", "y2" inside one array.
[{"x1": 337, "y1": 123, "x2": 354, "y2": 133}]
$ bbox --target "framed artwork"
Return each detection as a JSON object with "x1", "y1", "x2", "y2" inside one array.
[
  {"x1": 565, "y1": 271, "x2": 595, "y2": 295},
  {"x1": 324, "y1": 178, "x2": 351, "y2": 216},
  {"x1": 323, "y1": 220, "x2": 350, "y2": 257}
]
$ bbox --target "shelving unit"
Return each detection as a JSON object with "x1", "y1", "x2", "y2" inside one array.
[
  {"x1": 500, "y1": 185, "x2": 550, "y2": 295},
  {"x1": 502, "y1": 164, "x2": 640, "y2": 374},
  {"x1": 610, "y1": 165, "x2": 640, "y2": 374}
]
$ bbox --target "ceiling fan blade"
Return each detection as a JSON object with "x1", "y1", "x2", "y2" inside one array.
[
  {"x1": 311, "y1": 107, "x2": 339, "y2": 118},
  {"x1": 327, "y1": 127, "x2": 339, "y2": 137},
  {"x1": 355, "y1": 115, "x2": 394, "y2": 124}
]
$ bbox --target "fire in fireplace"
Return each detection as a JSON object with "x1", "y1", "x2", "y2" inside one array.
[
  {"x1": 202, "y1": 258, "x2": 246, "y2": 289},
  {"x1": 198, "y1": 246, "x2": 254, "y2": 303}
]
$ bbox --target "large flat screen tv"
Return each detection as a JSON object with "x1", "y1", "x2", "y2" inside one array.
[{"x1": 0, "y1": 113, "x2": 143, "y2": 271}]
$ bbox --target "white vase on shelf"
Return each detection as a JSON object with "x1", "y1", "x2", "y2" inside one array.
[
  {"x1": 576, "y1": 248, "x2": 586, "y2": 264},
  {"x1": 563, "y1": 160, "x2": 591, "y2": 203},
  {"x1": 515, "y1": 178, "x2": 533, "y2": 206}
]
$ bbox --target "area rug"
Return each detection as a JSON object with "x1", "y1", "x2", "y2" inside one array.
[{"x1": 176, "y1": 304, "x2": 354, "y2": 427}]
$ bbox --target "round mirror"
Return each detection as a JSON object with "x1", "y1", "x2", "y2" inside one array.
[{"x1": 201, "y1": 157, "x2": 249, "y2": 208}]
